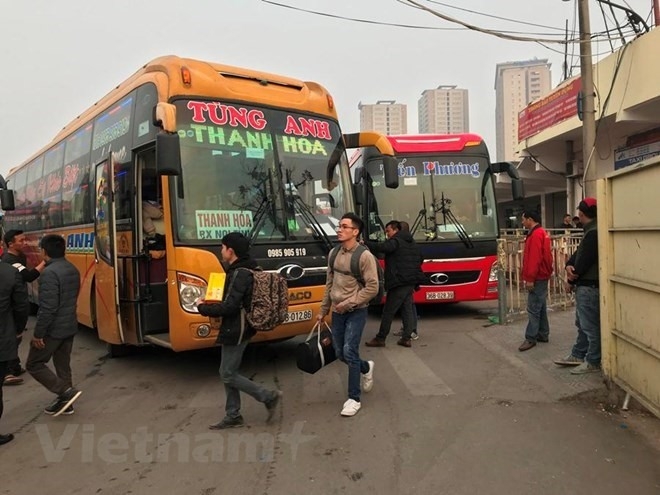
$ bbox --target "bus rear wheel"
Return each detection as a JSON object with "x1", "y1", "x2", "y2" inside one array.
[{"x1": 106, "y1": 343, "x2": 133, "y2": 358}]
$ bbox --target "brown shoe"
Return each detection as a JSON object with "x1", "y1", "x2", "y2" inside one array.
[
  {"x1": 396, "y1": 338, "x2": 412, "y2": 348},
  {"x1": 365, "y1": 338, "x2": 386, "y2": 347},
  {"x1": 518, "y1": 340, "x2": 536, "y2": 352}
]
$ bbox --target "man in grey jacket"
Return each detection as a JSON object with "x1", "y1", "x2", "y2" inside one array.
[{"x1": 26, "y1": 234, "x2": 82, "y2": 417}]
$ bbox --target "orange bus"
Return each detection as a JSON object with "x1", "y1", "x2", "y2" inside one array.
[{"x1": 1, "y1": 55, "x2": 397, "y2": 354}]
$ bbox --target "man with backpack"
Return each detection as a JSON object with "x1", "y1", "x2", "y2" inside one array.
[
  {"x1": 197, "y1": 232, "x2": 282, "y2": 429},
  {"x1": 318, "y1": 213, "x2": 379, "y2": 417},
  {"x1": 518, "y1": 211, "x2": 554, "y2": 352},
  {"x1": 364, "y1": 220, "x2": 424, "y2": 348}
]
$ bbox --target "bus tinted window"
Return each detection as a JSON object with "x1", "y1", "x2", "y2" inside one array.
[
  {"x1": 25, "y1": 157, "x2": 44, "y2": 231},
  {"x1": 62, "y1": 124, "x2": 93, "y2": 225},
  {"x1": 43, "y1": 143, "x2": 65, "y2": 228},
  {"x1": 133, "y1": 83, "x2": 158, "y2": 148},
  {"x1": 6, "y1": 167, "x2": 28, "y2": 230},
  {"x1": 92, "y1": 94, "x2": 135, "y2": 221}
]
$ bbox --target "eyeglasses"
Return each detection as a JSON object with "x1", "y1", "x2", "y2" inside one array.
[{"x1": 336, "y1": 224, "x2": 357, "y2": 231}]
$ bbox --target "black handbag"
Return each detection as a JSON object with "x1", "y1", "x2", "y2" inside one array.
[{"x1": 296, "y1": 321, "x2": 337, "y2": 374}]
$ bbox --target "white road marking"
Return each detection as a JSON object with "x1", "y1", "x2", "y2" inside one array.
[{"x1": 382, "y1": 348, "x2": 455, "y2": 396}]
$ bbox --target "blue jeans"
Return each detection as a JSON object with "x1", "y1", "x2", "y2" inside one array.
[
  {"x1": 571, "y1": 286, "x2": 601, "y2": 365},
  {"x1": 219, "y1": 341, "x2": 275, "y2": 419},
  {"x1": 524, "y1": 280, "x2": 550, "y2": 342},
  {"x1": 331, "y1": 308, "x2": 370, "y2": 402}
]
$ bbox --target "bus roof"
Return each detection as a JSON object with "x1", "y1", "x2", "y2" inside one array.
[
  {"x1": 8, "y1": 55, "x2": 338, "y2": 177},
  {"x1": 385, "y1": 133, "x2": 485, "y2": 153}
]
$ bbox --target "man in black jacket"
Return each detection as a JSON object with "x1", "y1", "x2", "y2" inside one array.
[
  {"x1": 2, "y1": 229, "x2": 45, "y2": 385},
  {"x1": 0, "y1": 260, "x2": 29, "y2": 445},
  {"x1": 197, "y1": 232, "x2": 282, "y2": 430},
  {"x1": 554, "y1": 198, "x2": 601, "y2": 374},
  {"x1": 26, "y1": 234, "x2": 82, "y2": 417},
  {"x1": 364, "y1": 220, "x2": 424, "y2": 348}
]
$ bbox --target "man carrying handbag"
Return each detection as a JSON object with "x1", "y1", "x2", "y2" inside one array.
[{"x1": 317, "y1": 213, "x2": 378, "y2": 417}]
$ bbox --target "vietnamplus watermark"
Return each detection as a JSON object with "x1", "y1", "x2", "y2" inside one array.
[{"x1": 34, "y1": 421, "x2": 314, "y2": 464}]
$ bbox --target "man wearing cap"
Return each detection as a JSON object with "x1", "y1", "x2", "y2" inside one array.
[
  {"x1": 518, "y1": 210, "x2": 554, "y2": 352},
  {"x1": 554, "y1": 198, "x2": 601, "y2": 374},
  {"x1": 196, "y1": 232, "x2": 282, "y2": 429}
]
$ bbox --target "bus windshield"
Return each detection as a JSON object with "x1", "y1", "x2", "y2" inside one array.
[
  {"x1": 173, "y1": 99, "x2": 350, "y2": 244},
  {"x1": 364, "y1": 154, "x2": 498, "y2": 242}
]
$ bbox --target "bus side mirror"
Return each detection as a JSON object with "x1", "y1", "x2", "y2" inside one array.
[
  {"x1": 156, "y1": 132, "x2": 182, "y2": 176},
  {"x1": 153, "y1": 102, "x2": 177, "y2": 133},
  {"x1": 353, "y1": 182, "x2": 365, "y2": 206},
  {"x1": 0, "y1": 189, "x2": 15, "y2": 211},
  {"x1": 383, "y1": 156, "x2": 399, "y2": 189},
  {"x1": 511, "y1": 178, "x2": 524, "y2": 200}
]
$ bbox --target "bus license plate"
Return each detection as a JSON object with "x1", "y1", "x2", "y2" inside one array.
[
  {"x1": 426, "y1": 291, "x2": 454, "y2": 300},
  {"x1": 284, "y1": 309, "x2": 313, "y2": 324}
]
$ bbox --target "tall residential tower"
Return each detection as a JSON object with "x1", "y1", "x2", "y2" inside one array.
[
  {"x1": 358, "y1": 100, "x2": 408, "y2": 135},
  {"x1": 495, "y1": 59, "x2": 552, "y2": 161},
  {"x1": 418, "y1": 85, "x2": 469, "y2": 134}
]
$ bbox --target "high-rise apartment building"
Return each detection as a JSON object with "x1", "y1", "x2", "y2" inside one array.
[
  {"x1": 418, "y1": 85, "x2": 469, "y2": 134},
  {"x1": 358, "y1": 100, "x2": 407, "y2": 135},
  {"x1": 495, "y1": 59, "x2": 552, "y2": 161}
]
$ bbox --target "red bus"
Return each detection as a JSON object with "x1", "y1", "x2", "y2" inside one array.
[{"x1": 349, "y1": 133, "x2": 523, "y2": 304}]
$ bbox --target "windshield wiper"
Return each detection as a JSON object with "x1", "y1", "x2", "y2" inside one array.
[
  {"x1": 434, "y1": 191, "x2": 474, "y2": 249},
  {"x1": 247, "y1": 169, "x2": 278, "y2": 243},
  {"x1": 284, "y1": 168, "x2": 333, "y2": 253}
]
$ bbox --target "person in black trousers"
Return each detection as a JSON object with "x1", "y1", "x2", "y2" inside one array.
[
  {"x1": 1, "y1": 229, "x2": 45, "y2": 385},
  {"x1": 364, "y1": 220, "x2": 424, "y2": 348},
  {"x1": 0, "y1": 260, "x2": 30, "y2": 445}
]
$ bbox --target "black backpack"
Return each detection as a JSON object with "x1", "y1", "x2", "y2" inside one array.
[{"x1": 327, "y1": 245, "x2": 385, "y2": 305}]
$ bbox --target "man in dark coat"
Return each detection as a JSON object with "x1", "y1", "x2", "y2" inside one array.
[
  {"x1": 0, "y1": 260, "x2": 29, "y2": 445},
  {"x1": 26, "y1": 234, "x2": 82, "y2": 417},
  {"x1": 2, "y1": 229, "x2": 45, "y2": 385},
  {"x1": 364, "y1": 220, "x2": 424, "y2": 348},
  {"x1": 197, "y1": 232, "x2": 282, "y2": 430}
]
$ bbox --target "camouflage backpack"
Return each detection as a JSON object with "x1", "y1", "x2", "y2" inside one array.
[{"x1": 239, "y1": 268, "x2": 289, "y2": 331}]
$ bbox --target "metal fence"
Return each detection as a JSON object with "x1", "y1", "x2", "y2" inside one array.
[{"x1": 496, "y1": 229, "x2": 582, "y2": 324}]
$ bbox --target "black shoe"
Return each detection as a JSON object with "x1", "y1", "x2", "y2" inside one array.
[
  {"x1": 53, "y1": 388, "x2": 82, "y2": 417},
  {"x1": 265, "y1": 391, "x2": 283, "y2": 423},
  {"x1": 0, "y1": 434, "x2": 14, "y2": 446},
  {"x1": 9, "y1": 366, "x2": 26, "y2": 377},
  {"x1": 537, "y1": 336, "x2": 549, "y2": 343},
  {"x1": 209, "y1": 416, "x2": 245, "y2": 430},
  {"x1": 44, "y1": 398, "x2": 66, "y2": 415}
]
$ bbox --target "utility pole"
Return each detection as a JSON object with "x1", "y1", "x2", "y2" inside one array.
[
  {"x1": 578, "y1": 0, "x2": 597, "y2": 198},
  {"x1": 654, "y1": 0, "x2": 660, "y2": 28}
]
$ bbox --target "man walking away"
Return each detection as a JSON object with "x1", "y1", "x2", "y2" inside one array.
[
  {"x1": 518, "y1": 211, "x2": 554, "y2": 352},
  {"x1": 365, "y1": 220, "x2": 424, "y2": 348},
  {"x1": 318, "y1": 213, "x2": 378, "y2": 417},
  {"x1": 554, "y1": 198, "x2": 601, "y2": 374},
  {"x1": 26, "y1": 234, "x2": 82, "y2": 417},
  {"x1": 2, "y1": 229, "x2": 45, "y2": 385},
  {"x1": 197, "y1": 232, "x2": 282, "y2": 429},
  {"x1": 0, "y1": 260, "x2": 29, "y2": 445}
]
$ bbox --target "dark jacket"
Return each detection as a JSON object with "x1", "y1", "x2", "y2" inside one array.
[
  {"x1": 34, "y1": 257, "x2": 81, "y2": 339},
  {"x1": 566, "y1": 219, "x2": 598, "y2": 287},
  {"x1": 366, "y1": 231, "x2": 424, "y2": 290},
  {"x1": 1, "y1": 251, "x2": 41, "y2": 283},
  {"x1": 522, "y1": 225, "x2": 553, "y2": 283},
  {"x1": 0, "y1": 262, "x2": 29, "y2": 362},
  {"x1": 197, "y1": 257, "x2": 259, "y2": 345}
]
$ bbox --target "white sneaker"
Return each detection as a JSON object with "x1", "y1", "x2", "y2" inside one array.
[
  {"x1": 340, "y1": 399, "x2": 361, "y2": 417},
  {"x1": 411, "y1": 332, "x2": 419, "y2": 340},
  {"x1": 361, "y1": 360, "x2": 374, "y2": 393}
]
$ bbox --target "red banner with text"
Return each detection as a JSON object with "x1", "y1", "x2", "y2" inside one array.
[{"x1": 518, "y1": 78, "x2": 580, "y2": 142}]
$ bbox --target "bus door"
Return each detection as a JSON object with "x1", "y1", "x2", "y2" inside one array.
[
  {"x1": 93, "y1": 156, "x2": 141, "y2": 346},
  {"x1": 135, "y1": 149, "x2": 170, "y2": 339}
]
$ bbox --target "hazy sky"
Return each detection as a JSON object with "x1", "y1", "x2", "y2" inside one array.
[{"x1": 0, "y1": 0, "x2": 654, "y2": 178}]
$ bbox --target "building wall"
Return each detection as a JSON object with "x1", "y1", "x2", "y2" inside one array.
[
  {"x1": 418, "y1": 86, "x2": 469, "y2": 134},
  {"x1": 358, "y1": 100, "x2": 408, "y2": 135},
  {"x1": 495, "y1": 60, "x2": 552, "y2": 162}
]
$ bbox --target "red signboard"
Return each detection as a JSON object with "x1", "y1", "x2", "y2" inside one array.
[{"x1": 518, "y1": 78, "x2": 580, "y2": 141}]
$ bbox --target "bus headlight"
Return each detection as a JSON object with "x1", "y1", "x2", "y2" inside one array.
[
  {"x1": 177, "y1": 272, "x2": 207, "y2": 313},
  {"x1": 488, "y1": 262, "x2": 498, "y2": 283}
]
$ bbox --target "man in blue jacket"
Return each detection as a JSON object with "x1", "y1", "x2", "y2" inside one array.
[
  {"x1": 197, "y1": 232, "x2": 282, "y2": 430},
  {"x1": 26, "y1": 234, "x2": 82, "y2": 417},
  {"x1": 0, "y1": 260, "x2": 29, "y2": 445}
]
